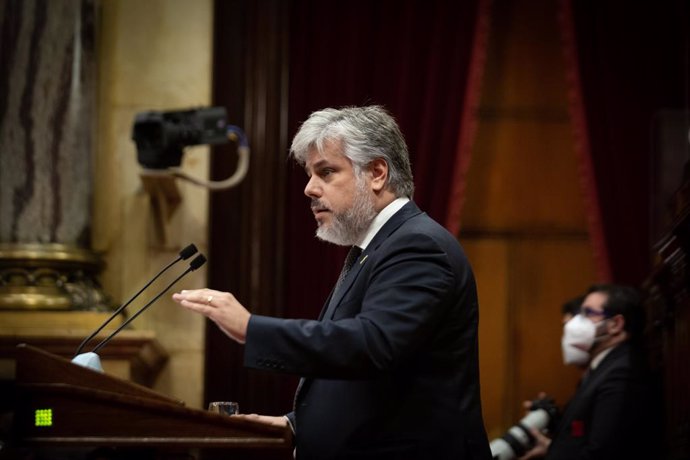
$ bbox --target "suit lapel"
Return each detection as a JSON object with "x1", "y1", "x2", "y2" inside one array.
[
  {"x1": 298, "y1": 202, "x2": 424, "y2": 407},
  {"x1": 322, "y1": 201, "x2": 423, "y2": 320}
]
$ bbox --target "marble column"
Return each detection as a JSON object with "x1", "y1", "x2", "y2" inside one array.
[{"x1": 0, "y1": 0, "x2": 109, "y2": 310}]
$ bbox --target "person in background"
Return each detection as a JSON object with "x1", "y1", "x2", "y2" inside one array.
[
  {"x1": 173, "y1": 106, "x2": 491, "y2": 460},
  {"x1": 560, "y1": 293, "x2": 588, "y2": 368},
  {"x1": 520, "y1": 284, "x2": 661, "y2": 460},
  {"x1": 561, "y1": 294, "x2": 584, "y2": 325}
]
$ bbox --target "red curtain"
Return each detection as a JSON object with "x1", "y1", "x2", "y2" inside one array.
[
  {"x1": 285, "y1": 0, "x2": 487, "y2": 320},
  {"x1": 559, "y1": 0, "x2": 689, "y2": 284},
  {"x1": 208, "y1": 0, "x2": 490, "y2": 420},
  {"x1": 444, "y1": 0, "x2": 492, "y2": 236}
]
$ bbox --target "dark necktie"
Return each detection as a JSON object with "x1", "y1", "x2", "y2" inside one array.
[{"x1": 333, "y1": 246, "x2": 362, "y2": 295}]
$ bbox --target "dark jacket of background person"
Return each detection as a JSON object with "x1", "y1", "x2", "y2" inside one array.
[{"x1": 545, "y1": 341, "x2": 660, "y2": 460}]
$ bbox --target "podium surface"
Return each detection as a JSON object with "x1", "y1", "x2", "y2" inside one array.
[{"x1": 12, "y1": 344, "x2": 291, "y2": 451}]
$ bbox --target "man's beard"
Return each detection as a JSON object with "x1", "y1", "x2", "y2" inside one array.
[{"x1": 314, "y1": 179, "x2": 377, "y2": 246}]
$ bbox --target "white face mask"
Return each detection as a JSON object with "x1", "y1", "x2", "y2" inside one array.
[
  {"x1": 562, "y1": 340, "x2": 591, "y2": 365},
  {"x1": 561, "y1": 314, "x2": 597, "y2": 365}
]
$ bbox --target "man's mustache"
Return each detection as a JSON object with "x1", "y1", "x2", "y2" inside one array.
[{"x1": 311, "y1": 199, "x2": 330, "y2": 212}]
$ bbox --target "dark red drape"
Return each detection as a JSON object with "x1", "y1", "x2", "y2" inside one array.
[
  {"x1": 284, "y1": 0, "x2": 484, "y2": 320},
  {"x1": 561, "y1": 0, "x2": 689, "y2": 285},
  {"x1": 208, "y1": 0, "x2": 486, "y2": 422}
]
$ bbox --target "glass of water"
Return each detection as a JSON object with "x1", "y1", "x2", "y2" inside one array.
[{"x1": 208, "y1": 401, "x2": 239, "y2": 416}]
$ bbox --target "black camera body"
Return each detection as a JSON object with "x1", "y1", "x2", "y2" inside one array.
[
  {"x1": 490, "y1": 397, "x2": 559, "y2": 460},
  {"x1": 132, "y1": 107, "x2": 229, "y2": 169}
]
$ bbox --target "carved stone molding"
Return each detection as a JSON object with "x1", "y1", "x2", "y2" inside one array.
[{"x1": 0, "y1": 243, "x2": 111, "y2": 311}]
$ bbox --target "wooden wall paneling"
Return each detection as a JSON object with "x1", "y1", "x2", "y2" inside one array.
[
  {"x1": 460, "y1": 0, "x2": 599, "y2": 438},
  {"x1": 462, "y1": 238, "x2": 511, "y2": 439},
  {"x1": 511, "y1": 238, "x2": 596, "y2": 417},
  {"x1": 481, "y1": 0, "x2": 568, "y2": 110},
  {"x1": 463, "y1": 118, "x2": 586, "y2": 232},
  {"x1": 464, "y1": 236, "x2": 596, "y2": 438}
]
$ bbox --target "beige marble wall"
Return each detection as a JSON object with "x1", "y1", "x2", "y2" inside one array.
[
  {"x1": 93, "y1": 0, "x2": 213, "y2": 408},
  {"x1": 0, "y1": 0, "x2": 96, "y2": 246}
]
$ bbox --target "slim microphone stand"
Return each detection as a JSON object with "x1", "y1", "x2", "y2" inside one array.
[
  {"x1": 74, "y1": 245, "x2": 197, "y2": 357},
  {"x1": 91, "y1": 255, "x2": 206, "y2": 355}
]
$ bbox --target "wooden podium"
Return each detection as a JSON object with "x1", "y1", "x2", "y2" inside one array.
[{"x1": 11, "y1": 344, "x2": 291, "y2": 458}]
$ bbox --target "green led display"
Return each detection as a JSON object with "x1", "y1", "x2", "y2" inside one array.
[{"x1": 35, "y1": 408, "x2": 53, "y2": 427}]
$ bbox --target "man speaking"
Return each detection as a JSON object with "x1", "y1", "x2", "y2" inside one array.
[{"x1": 173, "y1": 106, "x2": 491, "y2": 459}]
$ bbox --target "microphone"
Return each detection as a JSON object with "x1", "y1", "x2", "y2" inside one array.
[
  {"x1": 91, "y1": 254, "x2": 207, "y2": 354},
  {"x1": 73, "y1": 244, "x2": 198, "y2": 358},
  {"x1": 71, "y1": 253, "x2": 206, "y2": 372}
]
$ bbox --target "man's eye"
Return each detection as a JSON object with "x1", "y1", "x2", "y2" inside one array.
[{"x1": 321, "y1": 168, "x2": 334, "y2": 177}]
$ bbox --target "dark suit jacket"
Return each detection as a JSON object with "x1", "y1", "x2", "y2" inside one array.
[
  {"x1": 546, "y1": 342, "x2": 661, "y2": 460},
  {"x1": 244, "y1": 201, "x2": 491, "y2": 459}
]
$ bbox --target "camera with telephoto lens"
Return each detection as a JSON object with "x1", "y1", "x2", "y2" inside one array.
[
  {"x1": 489, "y1": 397, "x2": 559, "y2": 460},
  {"x1": 132, "y1": 106, "x2": 229, "y2": 169}
]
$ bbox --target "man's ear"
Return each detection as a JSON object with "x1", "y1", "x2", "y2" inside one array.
[
  {"x1": 608, "y1": 314, "x2": 626, "y2": 335},
  {"x1": 368, "y1": 158, "x2": 388, "y2": 192}
]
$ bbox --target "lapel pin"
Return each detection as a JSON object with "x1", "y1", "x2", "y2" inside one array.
[{"x1": 359, "y1": 255, "x2": 368, "y2": 265}]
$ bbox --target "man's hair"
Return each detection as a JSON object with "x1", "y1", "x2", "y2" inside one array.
[
  {"x1": 562, "y1": 294, "x2": 585, "y2": 317},
  {"x1": 588, "y1": 284, "x2": 646, "y2": 341},
  {"x1": 290, "y1": 105, "x2": 415, "y2": 198}
]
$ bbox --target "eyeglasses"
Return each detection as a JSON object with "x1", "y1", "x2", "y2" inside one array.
[{"x1": 580, "y1": 306, "x2": 610, "y2": 319}]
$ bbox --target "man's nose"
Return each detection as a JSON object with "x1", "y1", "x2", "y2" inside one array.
[{"x1": 304, "y1": 176, "x2": 321, "y2": 198}]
